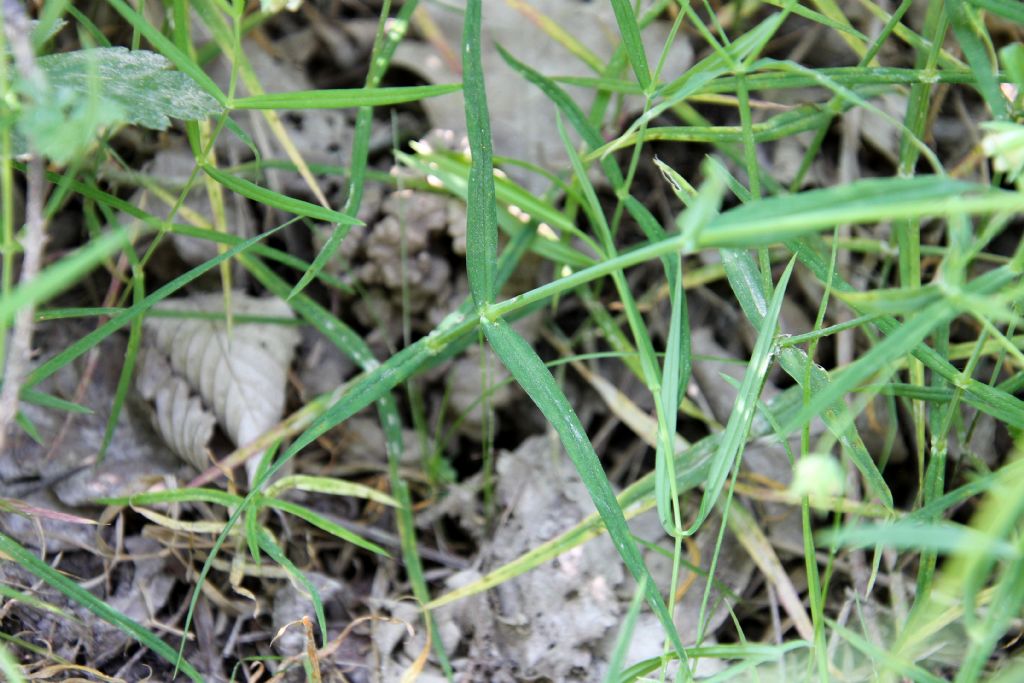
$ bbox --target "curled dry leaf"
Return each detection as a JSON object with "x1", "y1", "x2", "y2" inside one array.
[
  {"x1": 136, "y1": 292, "x2": 301, "y2": 481},
  {"x1": 136, "y1": 348, "x2": 217, "y2": 470}
]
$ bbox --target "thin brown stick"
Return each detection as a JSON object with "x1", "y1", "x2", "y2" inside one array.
[{"x1": 0, "y1": 1, "x2": 48, "y2": 452}]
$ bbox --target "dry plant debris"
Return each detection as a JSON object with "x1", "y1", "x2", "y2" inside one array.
[
  {"x1": 137, "y1": 292, "x2": 300, "y2": 481},
  {"x1": 1, "y1": 1, "x2": 1022, "y2": 682}
]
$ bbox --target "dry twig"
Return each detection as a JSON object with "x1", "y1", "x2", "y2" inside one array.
[{"x1": 0, "y1": 0, "x2": 49, "y2": 452}]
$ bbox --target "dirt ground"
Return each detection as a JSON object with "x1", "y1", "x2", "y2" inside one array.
[{"x1": 0, "y1": 1, "x2": 1017, "y2": 681}]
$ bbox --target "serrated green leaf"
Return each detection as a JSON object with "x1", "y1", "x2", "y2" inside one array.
[
  {"x1": 13, "y1": 47, "x2": 220, "y2": 163},
  {"x1": 36, "y1": 48, "x2": 221, "y2": 128}
]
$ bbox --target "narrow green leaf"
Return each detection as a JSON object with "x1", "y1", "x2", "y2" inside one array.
[
  {"x1": 482, "y1": 317, "x2": 687, "y2": 660},
  {"x1": 834, "y1": 284, "x2": 943, "y2": 315},
  {"x1": 684, "y1": 258, "x2": 796, "y2": 536},
  {"x1": 655, "y1": 252, "x2": 687, "y2": 534},
  {"x1": 24, "y1": 224, "x2": 280, "y2": 389},
  {"x1": 256, "y1": 528, "x2": 328, "y2": 646},
  {"x1": 706, "y1": 176, "x2": 1015, "y2": 245},
  {"x1": 946, "y1": 0, "x2": 1009, "y2": 119},
  {"x1": 721, "y1": 248, "x2": 894, "y2": 508},
  {"x1": 264, "y1": 498, "x2": 391, "y2": 558},
  {"x1": 231, "y1": 83, "x2": 461, "y2": 110},
  {"x1": 822, "y1": 521, "x2": 1018, "y2": 559},
  {"x1": 20, "y1": 388, "x2": 91, "y2": 414},
  {"x1": 462, "y1": 0, "x2": 499, "y2": 306},
  {"x1": 609, "y1": 0, "x2": 651, "y2": 90},
  {"x1": 14, "y1": 412, "x2": 43, "y2": 444},
  {"x1": 0, "y1": 228, "x2": 129, "y2": 330},
  {"x1": 0, "y1": 531, "x2": 203, "y2": 681},
  {"x1": 970, "y1": 0, "x2": 1024, "y2": 23},
  {"x1": 200, "y1": 164, "x2": 358, "y2": 225}
]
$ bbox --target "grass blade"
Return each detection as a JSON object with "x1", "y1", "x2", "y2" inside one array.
[
  {"x1": 255, "y1": 528, "x2": 327, "y2": 646},
  {"x1": 200, "y1": 164, "x2": 359, "y2": 225},
  {"x1": 231, "y1": 83, "x2": 461, "y2": 109},
  {"x1": 684, "y1": 257, "x2": 796, "y2": 536},
  {"x1": 0, "y1": 531, "x2": 203, "y2": 681},
  {"x1": 946, "y1": 0, "x2": 1009, "y2": 119},
  {"x1": 721, "y1": 248, "x2": 894, "y2": 508},
  {"x1": 462, "y1": 0, "x2": 498, "y2": 307},
  {"x1": 609, "y1": 0, "x2": 651, "y2": 90},
  {"x1": 969, "y1": 0, "x2": 1024, "y2": 23},
  {"x1": 482, "y1": 317, "x2": 687, "y2": 660}
]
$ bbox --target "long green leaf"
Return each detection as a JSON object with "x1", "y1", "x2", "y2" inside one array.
[
  {"x1": 24, "y1": 224, "x2": 280, "y2": 389},
  {"x1": 256, "y1": 528, "x2": 328, "y2": 646},
  {"x1": 721, "y1": 248, "x2": 894, "y2": 508},
  {"x1": 946, "y1": 0, "x2": 1009, "y2": 119},
  {"x1": 0, "y1": 531, "x2": 202, "y2": 681},
  {"x1": 656, "y1": 254, "x2": 687, "y2": 535},
  {"x1": 20, "y1": 388, "x2": 91, "y2": 414},
  {"x1": 483, "y1": 318, "x2": 687, "y2": 660},
  {"x1": 462, "y1": 0, "x2": 498, "y2": 306},
  {"x1": 684, "y1": 258, "x2": 796, "y2": 536},
  {"x1": 609, "y1": 0, "x2": 652, "y2": 90},
  {"x1": 264, "y1": 498, "x2": 391, "y2": 557},
  {"x1": 200, "y1": 164, "x2": 358, "y2": 225},
  {"x1": 231, "y1": 83, "x2": 461, "y2": 109},
  {"x1": 969, "y1": 0, "x2": 1024, "y2": 23}
]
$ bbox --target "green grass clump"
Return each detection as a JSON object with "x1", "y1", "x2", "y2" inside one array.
[{"x1": 1, "y1": 0, "x2": 1023, "y2": 680}]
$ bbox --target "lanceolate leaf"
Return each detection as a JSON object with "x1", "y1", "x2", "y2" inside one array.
[
  {"x1": 721, "y1": 248, "x2": 894, "y2": 509},
  {"x1": 684, "y1": 258, "x2": 796, "y2": 536},
  {"x1": 483, "y1": 318, "x2": 688, "y2": 660},
  {"x1": 462, "y1": 0, "x2": 499, "y2": 306},
  {"x1": 232, "y1": 83, "x2": 461, "y2": 110}
]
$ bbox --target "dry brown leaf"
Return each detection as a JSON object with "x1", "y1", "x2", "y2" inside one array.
[{"x1": 137, "y1": 292, "x2": 300, "y2": 482}]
